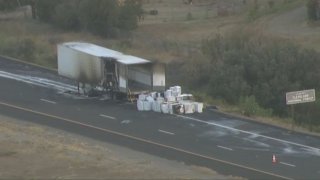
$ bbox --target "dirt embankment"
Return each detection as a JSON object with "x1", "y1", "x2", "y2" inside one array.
[{"x1": 0, "y1": 114, "x2": 243, "y2": 179}]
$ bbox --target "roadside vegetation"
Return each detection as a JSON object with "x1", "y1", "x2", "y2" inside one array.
[
  {"x1": 0, "y1": 0, "x2": 320, "y2": 133},
  {"x1": 174, "y1": 31, "x2": 320, "y2": 131}
]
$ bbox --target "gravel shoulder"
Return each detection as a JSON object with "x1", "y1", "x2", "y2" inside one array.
[{"x1": 0, "y1": 114, "x2": 243, "y2": 179}]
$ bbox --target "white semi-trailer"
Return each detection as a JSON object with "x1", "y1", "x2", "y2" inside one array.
[{"x1": 57, "y1": 42, "x2": 166, "y2": 98}]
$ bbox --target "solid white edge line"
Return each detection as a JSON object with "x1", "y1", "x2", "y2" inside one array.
[
  {"x1": 40, "y1": 98, "x2": 57, "y2": 104},
  {"x1": 280, "y1": 162, "x2": 296, "y2": 167},
  {"x1": 217, "y1": 145, "x2": 233, "y2": 151},
  {"x1": 99, "y1": 114, "x2": 116, "y2": 120},
  {"x1": 158, "y1": 129, "x2": 175, "y2": 135},
  {"x1": 175, "y1": 114, "x2": 320, "y2": 152}
]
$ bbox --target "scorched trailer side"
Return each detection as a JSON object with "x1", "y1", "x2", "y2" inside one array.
[{"x1": 57, "y1": 42, "x2": 166, "y2": 99}]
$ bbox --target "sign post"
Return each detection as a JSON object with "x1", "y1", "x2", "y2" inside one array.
[
  {"x1": 286, "y1": 89, "x2": 316, "y2": 131},
  {"x1": 290, "y1": 105, "x2": 294, "y2": 131}
]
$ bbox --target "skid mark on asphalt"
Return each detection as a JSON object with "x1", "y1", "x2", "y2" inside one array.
[
  {"x1": 0, "y1": 70, "x2": 108, "y2": 101},
  {"x1": 212, "y1": 119, "x2": 246, "y2": 128},
  {"x1": 242, "y1": 138, "x2": 271, "y2": 148},
  {"x1": 0, "y1": 70, "x2": 77, "y2": 92},
  {"x1": 281, "y1": 144, "x2": 320, "y2": 158},
  {"x1": 189, "y1": 123, "x2": 195, "y2": 127},
  {"x1": 198, "y1": 128, "x2": 228, "y2": 138}
]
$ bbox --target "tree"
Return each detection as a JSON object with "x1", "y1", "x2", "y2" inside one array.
[
  {"x1": 79, "y1": 0, "x2": 120, "y2": 37},
  {"x1": 34, "y1": 0, "x2": 61, "y2": 22},
  {"x1": 53, "y1": 0, "x2": 81, "y2": 30},
  {"x1": 2, "y1": 0, "x2": 143, "y2": 37},
  {"x1": 118, "y1": 0, "x2": 143, "y2": 30},
  {"x1": 307, "y1": 0, "x2": 319, "y2": 21},
  {"x1": 0, "y1": 0, "x2": 18, "y2": 11}
]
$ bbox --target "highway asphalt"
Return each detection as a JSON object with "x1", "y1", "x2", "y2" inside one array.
[{"x1": 1, "y1": 56, "x2": 320, "y2": 180}]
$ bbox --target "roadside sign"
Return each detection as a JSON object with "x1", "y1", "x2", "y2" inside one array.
[{"x1": 286, "y1": 89, "x2": 316, "y2": 105}]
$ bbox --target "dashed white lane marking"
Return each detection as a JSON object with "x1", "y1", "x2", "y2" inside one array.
[
  {"x1": 217, "y1": 145, "x2": 233, "y2": 151},
  {"x1": 237, "y1": 147, "x2": 270, "y2": 152},
  {"x1": 121, "y1": 120, "x2": 131, "y2": 124},
  {"x1": 99, "y1": 114, "x2": 116, "y2": 120},
  {"x1": 40, "y1": 98, "x2": 57, "y2": 104},
  {"x1": 175, "y1": 114, "x2": 320, "y2": 152},
  {"x1": 158, "y1": 129, "x2": 175, "y2": 135},
  {"x1": 280, "y1": 162, "x2": 296, "y2": 168}
]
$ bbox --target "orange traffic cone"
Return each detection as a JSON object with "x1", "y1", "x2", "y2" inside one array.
[{"x1": 272, "y1": 154, "x2": 277, "y2": 163}]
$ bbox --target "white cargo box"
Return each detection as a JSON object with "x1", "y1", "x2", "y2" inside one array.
[
  {"x1": 150, "y1": 92, "x2": 157, "y2": 99},
  {"x1": 137, "y1": 100, "x2": 144, "y2": 111},
  {"x1": 146, "y1": 96, "x2": 155, "y2": 102},
  {"x1": 156, "y1": 97, "x2": 165, "y2": 102},
  {"x1": 168, "y1": 103, "x2": 175, "y2": 114},
  {"x1": 161, "y1": 103, "x2": 169, "y2": 114},
  {"x1": 166, "y1": 96, "x2": 176, "y2": 102},
  {"x1": 168, "y1": 103, "x2": 184, "y2": 114},
  {"x1": 170, "y1": 86, "x2": 181, "y2": 97},
  {"x1": 165, "y1": 90, "x2": 173, "y2": 98},
  {"x1": 143, "y1": 101, "x2": 152, "y2": 111},
  {"x1": 139, "y1": 94, "x2": 147, "y2": 101},
  {"x1": 152, "y1": 101, "x2": 162, "y2": 112},
  {"x1": 181, "y1": 101, "x2": 195, "y2": 114},
  {"x1": 194, "y1": 102, "x2": 203, "y2": 113},
  {"x1": 180, "y1": 94, "x2": 193, "y2": 101}
]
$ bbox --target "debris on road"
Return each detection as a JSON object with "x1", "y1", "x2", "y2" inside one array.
[{"x1": 137, "y1": 86, "x2": 203, "y2": 114}]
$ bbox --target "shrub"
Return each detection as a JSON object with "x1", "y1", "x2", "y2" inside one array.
[
  {"x1": 186, "y1": 12, "x2": 193, "y2": 21},
  {"x1": 307, "y1": 0, "x2": 319, "y2": 21},
  {"x1": 32, "y1": 0, "x2": 143, "y2": 37},
  {"x1": 174, "y1": 31, "x2": 320, "y2": 123},
  {"x1": 239, "y1": 96, "x2": 272, "y2": 117},
  {"x1": 17, "y1": 38, "x2": 36, "y2": 60},
  {"x1": 53, "y1": 1, "x2": 80, "y2": 30}
]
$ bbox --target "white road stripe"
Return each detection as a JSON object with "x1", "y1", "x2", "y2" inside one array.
[
  {"x1": 217, "y1": 145, "x2": 233, "y2": 151},
  {"x1": 40, "y1": 98, "x2": 56, "y2": 104},
  {"x1": 121, "y1": 120, "x2": 131, "y2": 124},
  {"x1": 280, "y1": 162, "x2": 296, "y2": 167},
  {"x1": 237, "y1": 147, "x2": 270, "y2": 152},
  {"x1": 158, "y1": 129, "x2": 175, "y2": 135},
  {"x1": 99, "y1": 114, "x2": 116, "y2": 120},
  {"x1": 175, "y1": 114, "x2": 320, "y2": 152}
]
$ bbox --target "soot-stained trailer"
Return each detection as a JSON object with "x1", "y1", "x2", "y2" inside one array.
[{"x1": 57, "y1": 42, "x2": 165, "y2": 95}]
